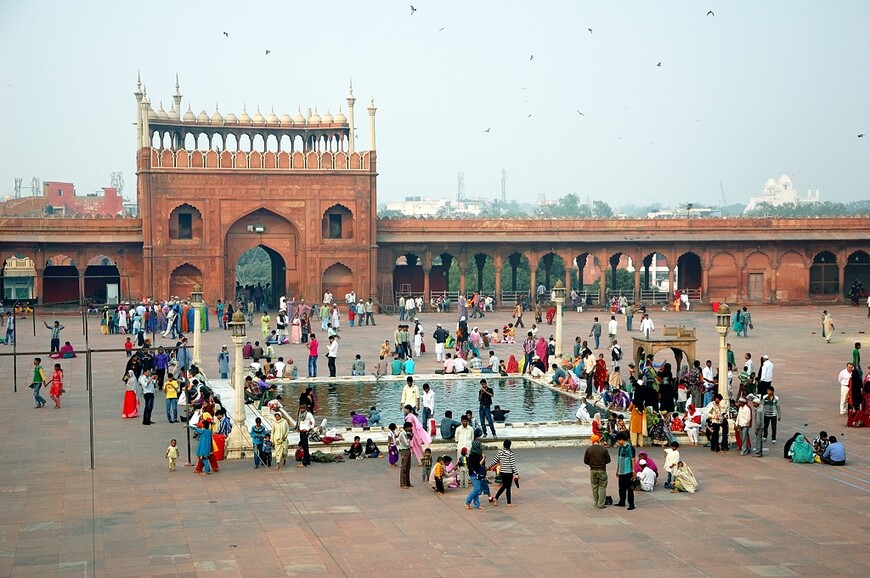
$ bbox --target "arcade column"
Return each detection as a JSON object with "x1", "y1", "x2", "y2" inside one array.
[{"x1": 493, "y1": 253, "x2": 503, "y2": 307}]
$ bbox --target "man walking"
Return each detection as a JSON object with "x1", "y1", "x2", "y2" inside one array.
[
  {"x1": 614, "y1": 432, "x2": 636, "y2": 510},
  {"x1": 432, "y1": 323, "x2": 448, "y2": 362},
  {"x1": 140, "y1": 369, "x2": 156, "y2": 425},
  {"x1": 421, "y1": 383, "x2": 435, "y2": 428},
  {"x1": 639, "y1": 314, "x2": 654, "y2": 339},
  {"x1": 607, "y1": 315, "x2": 618, "y2": 345},
  {"x1": 735, "y1": 397, "x2": 753, "y2": 455},
  {"x1": 512, "y1": 302, "x2": 525, "y2": 328},
  {"x1": 478, "y1": 379, "x2": 496, "y2": 438},
  {"x1": 31, "y1": 357, "x2": 47, "y2": 408},
  {"x1": 365, "y1": 298, "x2": 376, "y2": 326},
  {"x1": 44, "y1": 320, "x2": 64, "y2": 355},
  {"x1": 624, "y1": 303, "x2": 634, "y2": 332},
  {"x1": 758, "y1": 354, "x2": 773, "y2": 392},
  {"x1": 4, "y1": 311, "x2": 14, "y2": 344},
  {"x1": 589, "y1": 317, "x2": 602, "y2": 349},
  {"x1": 297, "y1": 405, "x2": 315, "y2": 468},
  {"x1": 307, "y1": 333, "x2": 319, "y2": 377},
  {"x1": 751, "y1": 395, "x2": 765, "y2": 457},
  {"x1": 522, "y1": 331, "x2": 535, "y2": 374},
  {"x1": 583, "y1": 434, "x2": 611, "y2": 509}
]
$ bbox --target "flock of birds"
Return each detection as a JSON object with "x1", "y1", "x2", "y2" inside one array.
[{"x1": 217, "y1": 7, "x2": 866, "y2": 140}]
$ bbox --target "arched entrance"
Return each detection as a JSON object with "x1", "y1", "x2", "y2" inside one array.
[
  {"x1": 44, "y1": 254, "x2": 79, "y2": 305},
  {"x1": 169, "y1": 264, "x2": 203, "y2": 299},
  {"x1": 322, "y1": 263, "x2": 354, "y2": 300},
  {"x1": 676, "y1": 252, "x2": 702, "y2": 293},
  {"x1": 393, "y1": 254, "x2": 423, "y2": 298},
  {"x1": 235, "y1": 246, "x2": 286, "y2": 310},
  {"x1": 225, "y1": 208, "x2": 299, "y2": 304},
  {"x1": 810, "y1": 251, "x2": 838, "y2": 296},
  {"x1": 84, "y1": 255, "x2": 121, "y2": 304},
  {"x1": 844, "y1": 251, "x2": 870, "y2": 301},
  {"x1": 1, "y1": 255, "x2": 36, "y2": 303}
]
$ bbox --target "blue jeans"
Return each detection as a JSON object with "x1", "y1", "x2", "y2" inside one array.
[
  {"x1": 32, "y1": 383, "x2": 46, "y2": 406},
  {"x1": 465, "y1": 477, "x2": 483, "y2": 507},
  {"x1": 626, "y1": 316, "x2": 633, "y2": 331},
  {"x1": 479, "y1": 406, "x2": 496, "y2": 436},
  {"x1": 421, "y1": 407, "x2": 432, "y2": 429},
  {"x1": 593, "y1": 335, "x2": 600, "y2": 349},
  {"x1": 703, "y1": 390, "x2": 713, "y2": 407},
  {"x1": 166, "y1": 398, "x2": 178, "y2": 421},
  {"x1": 253, "y1": 443, "x2": 264, "y2": 467},
  {"x1": 308, "y1": 355, "x2": 317, "y2": 377}
]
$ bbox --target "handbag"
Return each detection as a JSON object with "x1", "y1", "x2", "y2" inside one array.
[{"x1": 178, "y1": 390, "x2": 188, "y2": 406}]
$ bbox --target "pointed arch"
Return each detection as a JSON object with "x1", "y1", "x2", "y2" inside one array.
[
  {"x1": 169, "y1": 263, "x2": 203, "y2": 299},
  {"x1": 322, "y1": 262, "x2": 354, "y2": 299}
]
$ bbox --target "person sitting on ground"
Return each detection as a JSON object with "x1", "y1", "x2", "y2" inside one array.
[
  {"x1": 50, "y1": 341, "x2": 77, "y2": 359},
  {"x1": 350, "y1": 411, "x2": 369, "y2": 428},
  {"x1": 452, "y1": 355, "x2": 469, "y2": 374},
  {"x1": 812, "y1": 431, "x2": 830, "y2": 455},
  {"x1": 670, "y1": 461, "x2": 697, "y2": 493},
  {"x1": 283, "y1": 358, "x2": 298, "y2": 380},
  {"x1": 821, "y1": 435, "x2": 846, "y2": 466},
  {"x1": 365, "y1": 438, "x2": 381, "y2": 458},
  {"x1": 469, "y1": 352, "x2": 483, "y2": 371},
  {"x1": 575, "y1": 401, "x2": 591, "y2": 423},
  {"x1": 390, "y1": 354, "x2": 404, "y2": 376},
  {"x1": 782, "y1": 432, "x2": 802, "y2": 460},
  {"x1": 492, "y1": 405, "x2": 511, "y2": 422},
  {"x1": 258, "y1": 384, "x2": 279, "y2": 410},
  {"x1": 789, "y1": 433, "x2": 815, "y2": 463},
  {"x1": 403, "y1": 356, "x2": 416, "y2": 375},
  {"x1": 550, "y1": 363, "x2": 569, "y2": 388},
  {"x1": 529, "y1": 355, "x2": 547, "y2": 378},
  {"x1": 637, "y1": 459, "x2": 657, "y2": 492},
  {"x1": 347, "y1": 436, "x2": 364, "y2": 460},
  {"x1": 351, "y1": 354, "x2": 366, "y2": 376}
]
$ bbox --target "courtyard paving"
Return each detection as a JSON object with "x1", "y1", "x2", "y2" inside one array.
[{"x1": 0, "y1": 303, "x2": 868, "y2": 577}]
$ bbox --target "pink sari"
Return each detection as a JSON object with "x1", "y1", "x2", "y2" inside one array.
[{"x1": 404, "y1": 412, "x2": 432, "y2": 465}]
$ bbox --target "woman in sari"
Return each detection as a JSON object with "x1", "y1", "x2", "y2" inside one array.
[
  {"x1": 535, "y1": 337, "x2": 549, "y2": 368},
  {"x1": 594, "y1": 354, "x2": 608, "y2": 392},
  {"x1": 122, "y1": 370, "x2": 139, "y2": 418},
  {"x1": 545, "y1": 306, "x2": 556, "y2": 325},
  {"x1": 731, "y1": 310, "x2": 743, "y2": 335},
  {"x1": 48, "y1": 363, "x2": 64, "y2": 408},
  {"x1": 189, "y1": 413, "x2": 220, "y2": 474},
  {"x1": 290, "y1": 314, "x2": 302, "y2": 344},
  {"x1": 50, "y1": 342, "x2": 77, "y2": 359},
  {"x1": 670, "y1": 461, "x2": 697, "y2": 493},
  {"x1": 403, "y1": 405, "x2": 432, "y2": 465},
  {"x1": 506, "y1": 355, "x2": 519, "y2": 374},
  {"x1": 790, "y1": 434, "x2": 815, "y2": 463}
]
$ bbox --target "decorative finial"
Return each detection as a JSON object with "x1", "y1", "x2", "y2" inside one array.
[
  {"x1": 137, "y1": 71, "x2": 141, "y2": 91},
  {"x1": 215, "y1": 102, "x2": 219, "y2": 112},
  {"x1": 349, "y1": 79, "x2": 354, "y2": 96},
  {"x1": 176, "y1": 73, "x2": 180, "y2": 91}
]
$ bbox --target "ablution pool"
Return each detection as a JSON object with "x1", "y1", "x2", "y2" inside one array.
[{"x1": 274, "y1": 377, "x2": 583, "y2": 429}]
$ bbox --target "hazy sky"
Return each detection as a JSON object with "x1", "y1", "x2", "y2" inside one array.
[{"x1": 1, "y1": 1, "x2": 868, "y2": 207}]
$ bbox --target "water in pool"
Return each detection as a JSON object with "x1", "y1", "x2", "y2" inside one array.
[{"x1": 274, "y1": 377, "x2": 582, "y2": 429}]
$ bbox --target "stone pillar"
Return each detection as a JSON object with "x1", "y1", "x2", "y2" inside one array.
[
  {"x1": 701, "y1": 267, "x2": 709, "y2": 302},
  {"x1": 633, "y1": 265, "x2": 641, "y2": 304},
  {"x1": 422, "y1": 268, "x2": 431, "y2": 305},
  {"x1": 493, "y1": 253, "x2": 503, "y2": 307},
  {"x1": 597, "y1": 253, "x2": 607, "y2": 306},
  {"x1": 34, "y1": 267, "x2": 44, "y2": 306},
  {"x1": 737, "y1": 266, "x2": 745, "y2": 302},
  {"x1": 459, "y1": 265, "x2": 467, "y2": 296},
  {"x1": 838, "y1": 261, "x2": 846, "y2": 301},
  {"x1": 564, "y1": 267, "x2": 572, "y2": 299},
  {"x1": 667, "y1": 266, "x2": 675, "y2": 300},
  {"x1": 78, "y1": 270, "x2": 86, "y2": 307},
  {"x1": 529, "y1": 266, "x2": 537, "y2": 304}
]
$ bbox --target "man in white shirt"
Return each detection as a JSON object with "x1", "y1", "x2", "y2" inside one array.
[
  {"x1": 442, "y1": 354, "x2": 455, "y2": 374},
  {"x1": 323, "y1": 291, "x2": 333, "y2": 305},
  {"x1": 735, "y1": 397, "x2": 753, "y2": 455},
  {"x1": 405, "y1": 298, "x2": 416, "y2": 318},
  {"x1": 639, "y1": 314, "x2": 654, "y2": 339},
  {"x1": 297, "y1": 406, "x2": 316, "y2": 467},
  {"x1": 607, "y1": 315, "x2": 618, "y2": 344},
  {"x1": 400, "y1": 376, "x2": 420, "y2": 411},
  {"x1": 637, "y1": 459, "x2": 656, "y2": 492},
  {"x1": 758, "y1": 355, "x2": 774, "y2": 391},
  {"x1": 485, "y1": 351, "x2": 500, "y2": 374},
  {"x1": 455, "y1": 415, "x2": 474, "y2": 461},
  {"x1": 838, "y1": 362, "x2": 854, "y2": 415},
  {"x1": 326, "y1": 336, "x2": 339, "y2": 377},
  {"x1": 452, "y1": 355, "x2": 468, "y2": 374},
  {"x1": 743, "y1": 353, "x2": 754, "y2": 377},
  {"x1": 274, "y1": 357, "x2": 286, "y2": 378},
  {"x1": 421, "y1": 383, "x2": 435, "y2": 427}
]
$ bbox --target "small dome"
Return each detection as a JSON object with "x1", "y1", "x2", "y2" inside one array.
[
  {"x1": 197, "y1": 109, "x2": 210, "y2": 123},
  {"x1": 309, "y1": 107, "x2": 321, "y2": 123},
  {"x1": 238, "y1": 107, "x2": 251, "y2": 123},
  {"x1": 224, "y1": 112, "x2": 238, "y2": 123},
  {"x1": 280, "y1": 113, "x2": 293, "y2": 124},
  {"x1": 168, "y1": 104, "x2": 177, "y2": 119},
  {"x1": 266, "y1": 107, "x2": 279, "y2": 125},
  {"x1": 333, "y1": 107, "x2": 347, "y2": 123},
  {"x1": 156, "y1": 102, "x2": 168, "y2": 119},
  {"x1": 147, "y1": 104, "x2": 157, "y2": 119},
  {"x1": 322, "y1": 110, "x2": 334, "y2": 123},
  {"x1": 183, "y1": 106, "x2": 196, "y2": 122},
  {"x1": 210, "y1": 106, "x2": 224, "y2": 123},
  {"x1": 252, "y1": 107, "x2": 265, "y2": 123},
  {"x1": 294, "y1": 107, "x2": 306, "y2": 124},
  {"x1": 778, "y1": 174, "x2": 793, "y2": 183}
]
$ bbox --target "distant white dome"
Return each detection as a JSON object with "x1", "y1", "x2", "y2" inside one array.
[
  {"x1": 197, "y1": 110, "x2": 210, "y2": 123},
  {"x1": 266, "y1": 108, "x2": 279, "y2": 125},
  {"x1": 333, "y1": 107, "x2": 347, "y2": 123},
  {"x1": 238, "y1": 108, "x2": 251, "y2": 123},
  {"x1": 777, "y1": 174, "x2": 793, "y2": 183},
  {"x1": 156, "y1": 102, "x2": 169, "y2": 119},
  {"x1": 322, "y1": 110, "x2": 334, "y2": 123},
  {"x1": 252, "y1": 107, "x2": 266, "y2": 123},
  {"x1": 294, "y1": 108, "x2": 306, "y2": 124},
  {"x1": 224, "y1": 112, "x2": 238, "y2": 123},
  {"x1": 280, "y1": 113, "x2": 293, "y2": 124},
  {"x1": 210, "y1": 107, "x2": 224, "y2": 123},
  {"x1": 309, "y1": 108, "x2": 321, "y2": 123},
  {"x1": 183, "y1": 106, "x2": 196, "y2": 122},
  {"x1": 147, "y1": 104, "x2": 157, "y2": 119}
]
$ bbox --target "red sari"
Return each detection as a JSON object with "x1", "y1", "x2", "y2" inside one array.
[
  {"x1": 122, "y1": 371, "x2": 139, "y2": 418},
  {"x1": 594, "y1": 358, "x2": 608, "y2": 391}
]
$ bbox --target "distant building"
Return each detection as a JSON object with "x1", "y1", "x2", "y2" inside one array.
[
  {"x1": 384, "y1": 196, "x2": 483, "y2": 217},
  {"x1": 744, "y1": 174, "x2": 820, "y2": 212},
  {"x1": 647, "y1": 207, "x2": 721, "y2": 219},
  {"x1": 0, "y1": 181, "x2": 124, "y2": 217}
]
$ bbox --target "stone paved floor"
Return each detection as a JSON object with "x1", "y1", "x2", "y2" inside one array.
[{"x1": 0, "y1": 304, "x2": 868, "y2": 576}]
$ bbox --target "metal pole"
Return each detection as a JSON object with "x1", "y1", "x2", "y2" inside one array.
[
  {"x1": 12, "y1": 328, "x2": 17, "y2": 393},
  {"x1": 87, "y1": 349, "x2": 95, "y2": 470},
  {"x1": 185, "y1": 405, "x2": 193, "y2": 466}
]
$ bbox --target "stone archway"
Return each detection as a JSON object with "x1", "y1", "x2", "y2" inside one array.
[
  {"x1": 322, "y1": 263, "x2": 354, "y2": 300},
  {"x1": 169, "y1": 264, "x2": 203, "y2": 299},
  {"x1": 44, "y1": 254, "x2": 79, "y2": 305},
  {"x1": 225, "y1": 208, "x2": 300, "y2": 301},
  {"x1": 234, "y1": 245, "x2": 286, "y2": 310},
  {"x1": 84, "y1": 255, "x2": 121, "y2": 304}
]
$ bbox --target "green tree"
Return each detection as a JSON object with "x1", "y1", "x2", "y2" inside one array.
[
  {"x1": 592, "y1": 200, "x2": 613, "y2": 218},
  {"x1": 587, "y1": 269, "x2": 636, "y2": 294}
]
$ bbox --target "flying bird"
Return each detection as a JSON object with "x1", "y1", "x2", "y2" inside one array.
[
  {"x1": 265, "y1": 50, "x2": 271, "y2": 55},
  {"x1": 410, "y1": 5, "x2": 417, "y2": 15},
  {"x1": 530, "y1": 55, "x2": 534, "y2": 61},
  {"x1": 587, "y1": 28, "x2": 593, "y2": 34},
  {"x1": 483, "y1": 128, "x2": 491, "y2": 133},
  {"x1": 859, "y1": 133, "x2": 866, "y2": 138},
  {"x1": 439, "y1": 27, "x2": 445, "y2": 31},
  {"x1": 527, "y1": 114, "x2": 532, "y2": 118},
  {"x1": 223, "y1": 31, "x2": 229, "y2": 37},
  {"x1": 576, "y1": 110, "x2": 584, "y2": 116},
  {"x1": 657, "y1": 61, "x2": 662, "y2": 67},
  {"x1": 707, "y1": 11, "x2": 715, "y2": 17}
]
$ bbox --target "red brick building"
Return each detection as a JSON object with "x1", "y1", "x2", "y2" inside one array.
[{"x1": 0, "y1": 182, "x2": 124, "y2": 218}]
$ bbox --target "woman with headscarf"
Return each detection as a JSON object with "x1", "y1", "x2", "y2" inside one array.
[
  {"x1": 634, "y1": 450, "x2": 659, "y2": 477},
  {"x1": 670, "y1": 461, "x2": 697, "y2": 493},
  {"x1": 591, "y1": 412, "x2": 604, "y2": 439},
  {"x1": 594, "y1": 354, "x2": 608, "y2": 393},
  {"x1": 790, "y1": 434, "x2": 815, "y2": 463},
  {"x1": 535, "y1": 337, "x2": 549, "y2": 368},
  {"x1": 658, "y1": 363, "x2": 676, "y2": 413},
  {"x1": 122, "y1": 370, "x2": 139, "y2": 418},
  {"x1": 189, "y1": 412, "x2": 219, "y2": 474},
  {"x1": 506, "y1": 355, "x2": 519, "y2": 374},
  {"x1": 290, "y1": 314, "x2": 302, "y2": 345},
  {"x1": 684, "y1": 404, "x2": 702, "y2": 446},
  {"x1": 403, "y1": 405, "x2": 432, "y2": 465}
]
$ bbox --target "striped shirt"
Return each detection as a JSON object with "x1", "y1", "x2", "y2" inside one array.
[{"x1": 488, "y1": 448, "x2": 518, "y2": 475}]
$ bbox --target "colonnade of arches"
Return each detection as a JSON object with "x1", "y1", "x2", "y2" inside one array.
[
  {"x1": 385, "y1": 247, "x2": 870, "y2": 307},
  {"x1": 1, "y1": 253, "x2": 123, "y2": 305},
  {"x1": 150, "y1": 129, "x2": 350, "y2": 154}
]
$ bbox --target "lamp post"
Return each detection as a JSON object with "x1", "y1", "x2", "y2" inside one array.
[
  {"x1": 552, "y1": 280, "x2": 566, "y2": 357},
  {"x1": 715, "y1": 303, "x2": 731, "y2": 401},
  {"x1": 226, "y1": 311, "x2": 251, "y2": 459},
  {"x1": 191, "y1": 283, "x2": 203, "y2": 367}
]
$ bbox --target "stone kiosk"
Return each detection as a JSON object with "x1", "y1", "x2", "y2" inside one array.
[{"x1": 631, "y1": 325, "x2": 697, "y2": 370}]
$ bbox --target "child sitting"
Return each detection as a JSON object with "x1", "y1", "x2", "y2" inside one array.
[
  {"x1": 616, "y1": 414, "x2": 628, "y2": 433},
  {"x1": 364, "y1": 438, "x2": 381, "y2": 458},
  {"x1": 813, "y1": 431, "x2": 830, "y2": 455},
  {"x1": 347, "y1": 436, "x2": 364, "y2": 460},
  {"x1": 260, "y1": 434, "x2": 273, "y2": 468},
  {"x1": 350, "y1": 411, "x2": 369, "y2": 428},
  {"x1": 670, "y1": 412, "x2": 685, "y2": 433},
  {"x1": 490, "y1": 329, "x2": 502, "y2": 344}
]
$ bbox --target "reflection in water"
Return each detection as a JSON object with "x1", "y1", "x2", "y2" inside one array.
[{"x1": 272, "y1": 377, "x2": 580, "y2": 428}]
